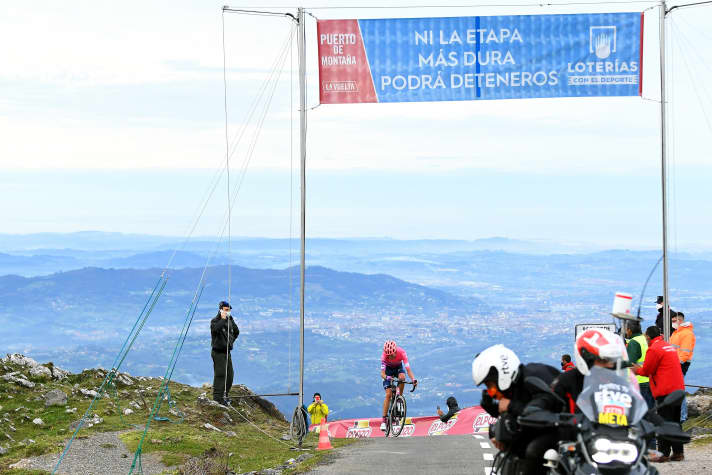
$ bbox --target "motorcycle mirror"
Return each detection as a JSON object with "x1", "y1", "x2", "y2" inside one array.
[
  {"x1": 524, "y1": 377, "x2": 568, "y2": 407},
  {"x1": 658, "y1": 390, "x2": 685, "y2": 410},
  {"x1": 656, "y1": 421, "x2": 692, "y2": 445},
  {"x1": 645, "y1": 389, "x2": 685, "y2": 419}
]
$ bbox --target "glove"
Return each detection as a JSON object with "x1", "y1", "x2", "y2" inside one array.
[{"x1": 481, "y1": 389, "x2": 499, "y2": 418}]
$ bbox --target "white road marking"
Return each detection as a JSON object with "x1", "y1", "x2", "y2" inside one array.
[
  {"x1": 480, "y1": 442, "x2": 491, "y2": 449},
  {"x1": 484, "y1": 467, "x2": 493, "y2": 475},
  {"x1": 473, "y1": 434, "x2": 485, "y2": 439},
  {"x1": 483, "y1": 453, "x2": 494, "y2": 461}
]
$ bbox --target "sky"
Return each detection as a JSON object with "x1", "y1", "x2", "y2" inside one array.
[{"x1": 1, "y1": 1, "x2": 712, "y2": 248}]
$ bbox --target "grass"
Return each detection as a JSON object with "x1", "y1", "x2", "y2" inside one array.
[
  {"x1": 0, "y1": 361, "x2": 356, "y2": 474},
  {"x1": 119, "y1": 419, "x2": 356, "y2": 473}
]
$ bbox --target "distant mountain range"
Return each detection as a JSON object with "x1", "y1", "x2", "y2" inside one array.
[{"x1": 0, "y1": 264, "x2": 480, "y2": 312}]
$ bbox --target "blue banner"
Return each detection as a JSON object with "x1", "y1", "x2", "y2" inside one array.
[{"x1": 317, "y1": 13, "x2": 643, "y2": 104}]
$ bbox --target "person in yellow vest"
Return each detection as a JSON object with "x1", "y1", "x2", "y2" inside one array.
[
  {"x1": 307, "y1": 393, "x2": 329, "y2": 432},
  {"x1": 625, "y1": 321, "x2": 654, "y2": 409},
  {"x1": 671, "y1": 312, "x2": 695, "y2": 422}
]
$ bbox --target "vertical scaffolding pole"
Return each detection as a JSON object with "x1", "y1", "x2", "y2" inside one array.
[
  {"x1": 297, "y1": 6, "x2": 307, "y2": 410},
  {"x1": 659, "y1": 2, "x2": 671, "y2": 342}
]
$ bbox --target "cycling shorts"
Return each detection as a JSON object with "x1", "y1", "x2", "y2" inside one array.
[{"x1": 382, "y1": 363, "x2": 405, "y2": 389}]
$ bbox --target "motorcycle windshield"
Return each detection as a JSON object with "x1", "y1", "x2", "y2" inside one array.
[{"x1": 576, "y1": 366, "x2": 648, "y2": 427}]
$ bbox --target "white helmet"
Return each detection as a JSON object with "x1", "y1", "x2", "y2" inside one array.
[
  {"x1": 574, "y1": 328, "x2": 628, "y2": 376},
  {"x1": 472, "y1": 344, "x2": 521, "y2": 391}
]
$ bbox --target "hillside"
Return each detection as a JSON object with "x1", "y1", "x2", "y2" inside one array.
[
  {"x1": 0, "y1": 264, "x2": 481, "y2": 316},
  {"x1": 0, "y1": 354, "x2": 353, "y2": 474}
]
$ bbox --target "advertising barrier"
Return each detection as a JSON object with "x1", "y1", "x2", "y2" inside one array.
[
  {"x1": 318, "y1": 12, "x2": 643, "y2": 104},
  {"x1": 310, "y1": 405, "x2": 497, "y2": 439}
]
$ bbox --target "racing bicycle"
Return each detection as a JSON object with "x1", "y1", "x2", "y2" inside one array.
[{"x1": 384, "y1": 378, "x2": 417, "y2": 437}]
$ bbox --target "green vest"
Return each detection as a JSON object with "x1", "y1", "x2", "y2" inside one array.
[{"x1": 631, "y1": 334, "x2": 649, "y2": 384}]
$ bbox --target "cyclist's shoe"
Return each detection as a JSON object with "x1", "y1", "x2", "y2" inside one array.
[{"x1": 380, "y1": 422, "x2": 386, "y2": 431}]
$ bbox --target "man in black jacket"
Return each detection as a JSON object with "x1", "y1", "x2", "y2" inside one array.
[
  {"x1": 655, "y1": 295, "x2": 676, "y2": 336},
  {"x1": 472, "y1": 344, "x2": 560, "y2": 475},
  {"x1": 211, "y1": 301, "x2": 239, "y2": 405}
]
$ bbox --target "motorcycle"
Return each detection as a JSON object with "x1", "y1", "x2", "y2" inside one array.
[{"x1": 519, "y1": 366, "x2": 690, "y2": 474}]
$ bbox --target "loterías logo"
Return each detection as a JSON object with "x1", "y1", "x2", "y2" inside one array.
[{"x1": 590, "y1": 26, "x2": 617, "y2": 59}]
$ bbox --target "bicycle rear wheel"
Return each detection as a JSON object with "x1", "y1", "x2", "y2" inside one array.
[{"x1": 389, "y1": 395, "x2": 407, "y2": 437}]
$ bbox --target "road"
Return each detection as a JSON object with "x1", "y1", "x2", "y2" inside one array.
[{"x1": 305, "y1": 434, "x2": 495, "y2": 475}]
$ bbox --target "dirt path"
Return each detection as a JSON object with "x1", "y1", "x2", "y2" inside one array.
[
  {"x1": 10, "y1": 430, "x2": 169, "y2": 475},
  {"x1": 651, "y1": 440, "x2": 712, "y2": 474}
]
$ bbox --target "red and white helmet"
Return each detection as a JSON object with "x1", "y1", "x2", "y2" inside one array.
[
  {"x1": 383, "y1": 340, "x2": 397, "y2": 356},
  {"x1": 574, "y1": 328, "x2": 628, "y2": 375}
]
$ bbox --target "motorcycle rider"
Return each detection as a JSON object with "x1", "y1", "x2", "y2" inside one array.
[
  {"x1": 529, "y1": 328, "x2": 629, "y2": 415},
  {"x1": 472, "y1": 344, "x2": 560, "y2": 475},
  {"x1": 524, "y1": 328, "x2": 666, "y2": 451}
]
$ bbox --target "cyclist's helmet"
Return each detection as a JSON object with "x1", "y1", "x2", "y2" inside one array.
[
  {"x1": 574, "y1": 328, "x2": 628, "y2": 375},
  {"x1": 471, "y1": 344, "x2": 520, "y2": 391},
  {"x1": 383, "y1": 340, "x2": 397, "y2": 356}
]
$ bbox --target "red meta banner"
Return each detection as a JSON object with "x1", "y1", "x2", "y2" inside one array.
[
  {"x1": 317, "y1": 20, "x2": 378, "y2": 104},
  {"x1": 310, "y1": 405, "x2": 496, "y2": 438}
]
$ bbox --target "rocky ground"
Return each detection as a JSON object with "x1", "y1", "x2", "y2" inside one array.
[{"x1": 0, "y1": 353, "x2": 352, "y2": 474}]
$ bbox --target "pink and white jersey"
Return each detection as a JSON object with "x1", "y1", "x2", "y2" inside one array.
[{"x1": 381, "y1": 347, "x2": 410, "y2": 370}]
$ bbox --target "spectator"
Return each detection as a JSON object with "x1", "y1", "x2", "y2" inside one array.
[
  {"x1": 210, "y1": 301, "x2": 239, "y2": 405},
  {"x1": 671, "y1": 312, "x2": 695, "y2": 422},
  {"x1": 307, "y1": 392, "x2": 329, "y2": 426},
  {"x1": 625, "y1": 320, "x2": 655, "y2": 410},
  {"x1": 633, "y1": 326, "x2": 685, "y2": 462},
  {"x1": 437, "y1": 396, "x2": 460, "y2": 423},
  {"x1": 655, "y1": 295, "x2": 677, "y2": 337},
  {"x1": 560, "y1": 354, "x2": 575, "y2": 372}
]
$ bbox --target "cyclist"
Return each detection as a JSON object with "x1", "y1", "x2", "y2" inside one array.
[{"x1": 380, "y1": 340, "x2": 417, "y2": 431}]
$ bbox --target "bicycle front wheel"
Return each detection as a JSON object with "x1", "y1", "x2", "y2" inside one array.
[{"x1": 389, "y1": 395, "x2": 407, "y2": 437}]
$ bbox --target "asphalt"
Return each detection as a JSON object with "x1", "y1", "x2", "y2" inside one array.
[{"x1": 305, "y1": 434, "x2": 494, "y2": 475}]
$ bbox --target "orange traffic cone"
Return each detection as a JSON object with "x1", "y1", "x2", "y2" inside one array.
[{"x1": 316, "y1": 419, "x2": 333, "y2": 450}]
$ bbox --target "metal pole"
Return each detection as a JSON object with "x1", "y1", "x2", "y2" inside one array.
[
  {"x1": 659, "y1": 1, "x2": 671, "y2": 342},
  {"x1": 297, "y1": 7, "x2": 306, "y2": 410}
]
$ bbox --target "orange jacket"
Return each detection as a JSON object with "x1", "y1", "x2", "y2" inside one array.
[{"x1": 670, "y1": 322, "x2": 695, "y2": 363}]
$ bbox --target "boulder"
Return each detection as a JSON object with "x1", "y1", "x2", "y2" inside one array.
[
  {"x1": 123, "y1": 408, "x2": 134, "y2": 416},
  {"x1": 80, "y1": 388, "x2": 98, "y2": 398},
  {"x1": 50, "y1": 365, "x2": 70, "y2": 380},
  {"x1": 116, "y1": 374, "x2": 134, "y2": 386},
  {"x1": 0, "y1": 445, "x2": 7, "y2": 455},
  {"x1": 32, "y1": 418, "x2": 43, "y2": 425},
  {"x1": 44, "y1": 389, "x2": 68, "y2": 407},
  {"x1": 29, "y1": 365, "x2": 52, "y2": 379},
  {"x1": 687, "y1": 394, "x2": 712, "y2": 418},
  {"x1": 1, "y1": 372, "x2": 35, "y2": 389},
  {"x1": 204, "y1": 423, "x2": 221, "y2": 432},
  {"x1": 3, "y1": 354, "x2": 39, "y2": 368}
]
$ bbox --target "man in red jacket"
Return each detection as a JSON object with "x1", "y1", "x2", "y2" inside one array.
[{"x1": 633, "y1": 326, "x2": 686, "y2": 462}]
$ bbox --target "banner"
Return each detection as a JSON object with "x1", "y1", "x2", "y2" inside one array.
[
  {"x1": 318, "y1": 13, "x2": 643, "y2": 104},
  {"x1": 310, "y1": 405, "x2": 497, "y2": 438}
]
